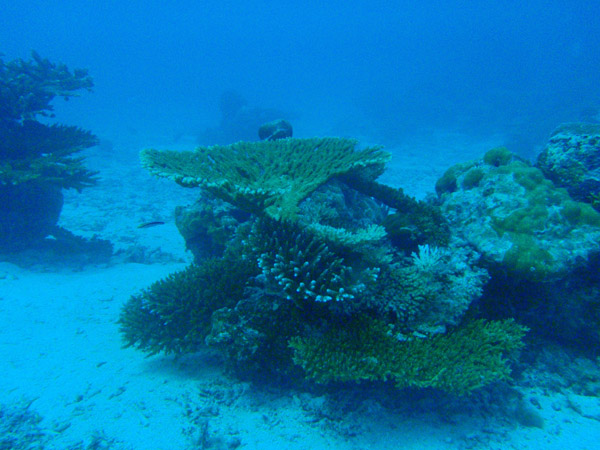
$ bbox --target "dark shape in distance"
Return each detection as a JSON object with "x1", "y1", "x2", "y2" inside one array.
[
  {"x1": 137, "y1": 221, "x2": 166, "y2": 229},
  {"x1": 258, "y1": 119, "x2": 293, "y2": 141}
]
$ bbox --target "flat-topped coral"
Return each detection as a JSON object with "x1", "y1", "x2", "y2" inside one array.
[
  {"x1": 0, "y1": 51, "x2": 98, "y2": 190},
  {"x1": 141, "y1": 137, "x2": 390, "y2": 220},
  {"x1": 289, "y1": 316, "x2": 527, "y2": 395},
  {"x1": 437, "y1": 147, "x2": 600, "y2": 281},
  {"x1": 0, "y1": 52, "x2": 101, "y2": 253}
]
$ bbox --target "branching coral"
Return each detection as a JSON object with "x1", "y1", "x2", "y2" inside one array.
[
  {"x1": 0, "y1": 52, "x2": 98, "y2": 190},
  {"x1": 141, "y1": 137, "x2": 390, "y2": 219},
  {"x1": 119, "y1": 257, "x2": 258, "y2": 355},
  {"x1": 247, "y1": 218, "x2": 379, "y2": 303},
  {"x1": 364, "y1": 242, "x2": 488, "y2": 334},
  {"x1": 0, "y1": 50, "x2": 93, "y2": 121}
]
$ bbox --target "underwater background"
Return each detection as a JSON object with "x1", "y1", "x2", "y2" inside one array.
[
  {"x1": 3, "y1": 0, "x2": 599, "y2": 151},
  {"x1": 1, "y1": 1, "x2": 600, "y2": 449}
]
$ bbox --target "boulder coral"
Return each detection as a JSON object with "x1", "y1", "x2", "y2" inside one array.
[
  {"x1": 537, "y1": 123, "x2": 600, "y2": 209},
  {"x1": 437, "y1": 147, "x2": 600, "y2": 281}
]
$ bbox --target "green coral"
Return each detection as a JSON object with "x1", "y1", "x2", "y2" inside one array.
[
  {"x1": 141, "y1": 137, "x2": 390, "y2": 220},
  {"x1": 289, "y1": 316, "x2": 527, "y2": 395},
  {"x1": 0, "y1": 121, "x2": 98, "y2": 189},
  {"x1": 124, "y1": 134, "x2": 531, "y2": 397},
  {"x1": 0, "y1": 50, "x2": 93, "y2": 121},
  {"x1": 461, "y1": 167, "x2": 485, "y2": 189},
  {"x1": 205, "y1": 294, "x2": 311, "y2": 378},
  {"x1": 119, "y1": 257, "x2": 258, "y2": 355},
  {"x1": 483, "y1": 146, "x2": 513, "y2": 167},
  {"x1": 439, "y1": 149, "x2": 600, "y2": 281},
  {"x1": 342, "y1": 177, "x2": 450, "y2": 251},
  {"x1": 435, "y1": 161, "x2": 477, "y2": 195},
  {"x1": 0, "y1": 52, "x2": 98, "y2": 190},
  {"x1": 297, "y1": 180, "x2": 392, "y2": 265}
]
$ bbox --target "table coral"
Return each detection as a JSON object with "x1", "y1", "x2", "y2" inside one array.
[
  {"x1": 289, "y1": 316, "x2": 527, "y2": 395},
  {"x1": 141, "y1": 137, "x2": 390, "y2": 220}
]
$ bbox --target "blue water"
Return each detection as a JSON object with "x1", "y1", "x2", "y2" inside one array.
[
  {"x1": 2, "y1": 1, "x2": 600, "y2": 449},
  {"x1": 2, "y1": 0, "x2": 599, "y2": 150}
]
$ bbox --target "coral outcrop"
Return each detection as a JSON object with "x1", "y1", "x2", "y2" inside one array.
[
  {"x1": 0, "y1": 51, "x2": 108, "y2": 256},
  {"x1": 537, "y1": 123, "x2": 600, "y2": 209},
  {"x1": 437, "y1": 147, "x2": 600, "y2": 281},
  {"x1": 121, "y1": 136, "x2": 528, "y2": 395}
]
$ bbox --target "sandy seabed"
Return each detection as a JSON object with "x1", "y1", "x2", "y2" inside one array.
[{"x1": 1, "y1": 131, "x2": 600, "y2": 449}]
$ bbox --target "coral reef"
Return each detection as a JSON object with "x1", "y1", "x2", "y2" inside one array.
[
  {"x1": 537, "y1": 123, "x2": 600, "y2": 209},
  {"x1": 0, "y1": 52, "x2": 102, "y2": 254},
  {"x1": 121, "y1": 134, "x2": 532, "y2": 396},
  {"x1": 437, "y1": 147, "x2": 600, "y2": 281}
]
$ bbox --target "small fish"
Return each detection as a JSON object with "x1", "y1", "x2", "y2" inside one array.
[{"x1": 137, "y1": 221, "x2": 165, "y2": 229}]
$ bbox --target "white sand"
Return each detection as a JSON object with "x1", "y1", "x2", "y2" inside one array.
[{"x1": 1, "y1": 131, "x2": 599, "y2": 449}]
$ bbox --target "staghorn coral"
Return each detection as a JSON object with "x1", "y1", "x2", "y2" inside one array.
[
  {"x1": 289, "y1": 315, "x2": 527, "y2": 395},
  {"x1": 140, "y1": 137, "x2": 390, "y2": 220}
]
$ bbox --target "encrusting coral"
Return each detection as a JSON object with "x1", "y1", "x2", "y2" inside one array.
[{"x1": 437, "y1": 147, "x2": 600, "y2": 281}]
